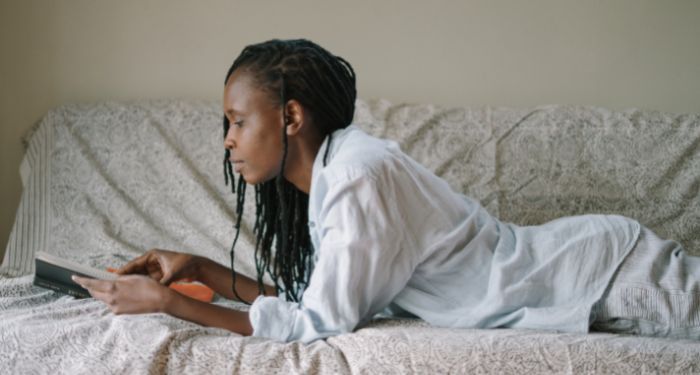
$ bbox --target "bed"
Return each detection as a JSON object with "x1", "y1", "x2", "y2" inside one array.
[{"x1": 2, "y1": 98, "x2": 699, "y2": 373}]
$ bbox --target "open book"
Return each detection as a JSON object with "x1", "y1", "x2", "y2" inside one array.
[
  {"x1": 33, "y1": 251, "x2": 117, "y2": 298},
  {"x1": 33, "y1": 251, "x2": 215, "y2": 302}
]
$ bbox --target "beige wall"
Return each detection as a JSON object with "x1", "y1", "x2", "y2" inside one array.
[{"x1": 2, "y1": 0, "x2": 699, "y2": 260}]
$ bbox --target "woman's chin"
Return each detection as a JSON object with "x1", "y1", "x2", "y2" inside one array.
[
  {"x1": 236, "y1": 169, "x2": 282, "y2": 185},
  {"x1": 241, "y1": 174, "x2": 272, "y2": 185}
]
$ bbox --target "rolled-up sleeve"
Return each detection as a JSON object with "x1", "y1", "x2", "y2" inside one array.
[{"x1": 249, "y1": 171, "x2": 416, "y2": 343}]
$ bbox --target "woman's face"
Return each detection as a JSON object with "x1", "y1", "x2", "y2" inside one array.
[{"x1": 223, "y1": 69, "x2": 285, "y2": 185}]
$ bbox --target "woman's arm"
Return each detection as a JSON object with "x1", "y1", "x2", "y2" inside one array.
[
  {"x1": 72, "y1": 274, "x2": 254, "y2": 336},
  {"x1": 195, "y1": 257, "x2": 276, "y2": 302},
  {"x1": 116, "y1": 248, "x2": 276, "y2": 303},
  {"x1": 163, "y1": 287, "x2": 253, "y2": 335}
]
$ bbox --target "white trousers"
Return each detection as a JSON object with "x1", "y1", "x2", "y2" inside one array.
[{"x1": 590, "y1": 226, "x2": 700, "y2": 340}]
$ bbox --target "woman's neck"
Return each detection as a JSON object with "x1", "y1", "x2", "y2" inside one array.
[{"x1": 283, "y1": 131, "x2": 325, "y2": 194}]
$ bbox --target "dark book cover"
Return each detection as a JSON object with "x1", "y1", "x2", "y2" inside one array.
[{"x1": 33, "y1": 252, "x2": 117, "y2": 298}]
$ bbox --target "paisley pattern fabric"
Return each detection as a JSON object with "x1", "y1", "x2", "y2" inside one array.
[{"x1": 1, "y1": 99, "x2": 699, "y2": 373}]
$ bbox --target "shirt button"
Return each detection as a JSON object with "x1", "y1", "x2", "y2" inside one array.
[{"x1": 308, "y1": 221, "x2": 315, "y2": 228}]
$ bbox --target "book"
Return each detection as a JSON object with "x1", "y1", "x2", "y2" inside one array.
[
  {"x1": 34, "y1": 251, "x2": 216, "y2": 302},
  {"x1": 33, "y1": 251, "x2": 117, "y2": 298}
]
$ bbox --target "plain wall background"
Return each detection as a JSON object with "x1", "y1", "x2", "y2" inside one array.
[{"x1": 2, "y1": 0, "x2": 699, "y2": 261}]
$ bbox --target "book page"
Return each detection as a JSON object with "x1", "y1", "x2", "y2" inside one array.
[{"x1": 35, "y1": 251, "x2": 117, "y2": 281}]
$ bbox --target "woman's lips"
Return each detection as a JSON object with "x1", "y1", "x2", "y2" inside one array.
[{"x1": 232, "y1": 160, "x2": 244, "y2": 172}]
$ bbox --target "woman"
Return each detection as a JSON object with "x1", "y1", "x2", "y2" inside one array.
[{"x1": 74, "y1": 38, "x2": 700, "y2": 343}]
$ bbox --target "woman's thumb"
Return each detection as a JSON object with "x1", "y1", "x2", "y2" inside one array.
[{"x1": 160, "y1": 272, "x2": 173, "y2": 285}]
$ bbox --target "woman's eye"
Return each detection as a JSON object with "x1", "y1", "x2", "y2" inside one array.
[{"x1": 234, "y1": 120, "x2": 243, "y2": 127}]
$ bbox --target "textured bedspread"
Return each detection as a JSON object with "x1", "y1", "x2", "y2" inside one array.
[
  {"x1": 3, "y1": 275, "x2": 700, "y2": 373},
  {"x1": 2, "y1": 99, "x2": 699, "y2": 373}
]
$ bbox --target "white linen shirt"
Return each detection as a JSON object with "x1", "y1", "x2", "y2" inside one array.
[{"x1": 249, "y1": 124, "x2": 641, "y2": 343}]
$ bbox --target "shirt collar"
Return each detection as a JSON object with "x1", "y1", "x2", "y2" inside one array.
[{"x1": 310, "y1": 124, "x2": 358, "y2": 193}]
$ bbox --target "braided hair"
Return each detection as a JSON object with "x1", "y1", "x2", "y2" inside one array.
[{"x1": 222, "y1": 39, "x2": 357, "y2": 303}]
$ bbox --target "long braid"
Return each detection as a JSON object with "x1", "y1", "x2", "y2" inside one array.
[
  {"x1": 223, "y1": 127, "x2": 236, "y2": 194},
  {"x1": 275, "y1": 74, "x2": 293, "y2": 300},
  {"x1": 222, "y1": 39, "x2": 356, "y2": 303},
  {"x1": 228, "y1": 177, "x2": 247, "y2": 302}
]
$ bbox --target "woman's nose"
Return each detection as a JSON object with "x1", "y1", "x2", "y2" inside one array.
[{"x1": 224, "y1": 128, "x2": 236, "y2": 149}]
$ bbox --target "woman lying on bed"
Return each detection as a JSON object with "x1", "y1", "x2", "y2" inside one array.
[{"x1": 74, "y1": 38, "x2": 700, "y2": 343}]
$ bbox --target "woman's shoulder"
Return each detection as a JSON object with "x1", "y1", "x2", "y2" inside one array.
[{"x1": 320, "y1": 125, "x2": 401, "y2": 182}]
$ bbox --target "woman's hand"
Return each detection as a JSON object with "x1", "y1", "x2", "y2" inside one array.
[
  {"x1": 72, "y1": 274, "x2": 254, "y2": 336},
  {"x1": 116, "y1": 248, "x2": 201, "y2": 285},
  {"x1": 72, "y1": 274, "x2": 174, "y2": 314}
]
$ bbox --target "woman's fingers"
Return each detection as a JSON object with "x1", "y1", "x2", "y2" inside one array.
[
  {"x1": 157, "y1": 260, "x2": 176, "y2": 284},
  {"x1": 145, "y1": 261, "x2": 166, "y2": 281},
  {"x1": 117, "y1": 252, "x2": 152, "y2": 275},
  {"x1": 72, "y1": 275, "x2": 118, "y2": 305},
  {"x1": 116, "y1": 257, "x2": 144, "y2": 275},
  {"x1": 143, "y1": 250, "x2": 178, "y2": 284},
  {"x1": 114, "y1": 249, "x2": 191, "y2": 285},
  {"x1": 72, "y1": 275, "x2": 112, "y2": 293},
  {"x1": 73, "y1": 275, "x2": 122, "y2": 309},
  {"x1": 72, "y1": 274, "x2": 169, "y2": 314},
  {"x1": 85, "y1": 288, "x2": 112, "y2": 305}
]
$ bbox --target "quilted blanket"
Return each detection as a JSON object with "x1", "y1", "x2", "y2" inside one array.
[{"x1": 1, "y1": 99, "x2": 699, "y2": 373}]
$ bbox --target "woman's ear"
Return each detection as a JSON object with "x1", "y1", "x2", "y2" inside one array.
[{"x1": 284, "y1": 99, "x2": 305, "y2": 136}]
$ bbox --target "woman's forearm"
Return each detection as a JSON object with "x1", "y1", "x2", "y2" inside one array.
[
  {"x1": 195, "y1": 257, "x2": 276, "y2": 302},
  {"x1": 163, "y1": 288, "x2": 254, "y2": 336}
]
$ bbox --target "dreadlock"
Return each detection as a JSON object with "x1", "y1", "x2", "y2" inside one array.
[{"x1": 222, "y1": 39, "x2": 357, "y2": 303}]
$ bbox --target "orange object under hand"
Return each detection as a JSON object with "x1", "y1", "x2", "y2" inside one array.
[
  {"x1": 168, "y1": 282, "x2": 215, "y2": 302},
  {"x1": 106, "y1": 267, "x2": 215, "y2": 303}
]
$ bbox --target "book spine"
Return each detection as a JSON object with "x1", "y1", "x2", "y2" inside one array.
[{"x1": 33, "y1": 276, "x2": 89, "y2": 299}]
